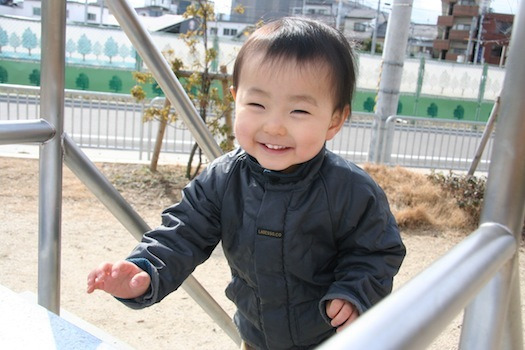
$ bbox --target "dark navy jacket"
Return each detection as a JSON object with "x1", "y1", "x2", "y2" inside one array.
[{"x1": 122, "y1": 147, "x2": 405, "y2": 349}]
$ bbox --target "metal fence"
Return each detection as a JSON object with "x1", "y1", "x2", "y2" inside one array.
[{"x1": 0, "y1": 83, "x2": 494, "y2": 172}]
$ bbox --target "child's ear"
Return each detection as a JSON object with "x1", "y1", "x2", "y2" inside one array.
[
  {"x1": 326, "y1": 105, "x2": 350, "y2": 141},
  {"x1": 230, "y1": 86, "x2": 237, "y2": 101}
]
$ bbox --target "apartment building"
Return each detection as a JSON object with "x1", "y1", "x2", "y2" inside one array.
[{"x1": 433, "y1": 0, "x2": 513, "y2": 65}]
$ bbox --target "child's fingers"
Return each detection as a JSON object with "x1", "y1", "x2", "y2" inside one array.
[
  {"x1": 327, "y1": 300, "x2": 358, "y2": 329},
  {"x1": 130, "y1": 271, "x2": 151, "y2": 290},
  {"x1": 86, "y1": 262, "x2": 113, "y2": 293},
  {"x1": 325, "y1": 299, "x2": 344, "y2": 319}
]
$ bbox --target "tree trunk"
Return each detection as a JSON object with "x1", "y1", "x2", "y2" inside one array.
[
  {"x1": 186, "y1": 142, "x2": 201, "y2": 179},
  {"x1": 150, "y1": 99, "x2": 171, "y2": 172},
  {"x1": 220, "y1": 65, "x2": 234, "y2": 150}
]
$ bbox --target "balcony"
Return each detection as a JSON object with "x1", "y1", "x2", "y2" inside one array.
[
  {"x1": 437, "y1": 15, "x2": 455, "y2": 27},
  {"x1": 453, "y1": 5, "x2": 479, "y2": 17},
  {"x1": 433, "y1": 39, "x2": 450, "y2": 51},
  {"x1": 449, "y1": 29, "x2": 471, "y2": 41}
]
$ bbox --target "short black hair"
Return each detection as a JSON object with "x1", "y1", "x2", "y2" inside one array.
[{"x1": 233, "y1": 17, "x2": 357, "y2": 112}]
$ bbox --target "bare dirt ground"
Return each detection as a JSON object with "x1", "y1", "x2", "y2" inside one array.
[{"x1": 0, "y1": 156, "x2": 523, "y2": 349}]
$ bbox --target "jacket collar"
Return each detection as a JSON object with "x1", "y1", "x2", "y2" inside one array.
[{"x1": 245, "y1": 147, "x2": 326, "y2": 186}]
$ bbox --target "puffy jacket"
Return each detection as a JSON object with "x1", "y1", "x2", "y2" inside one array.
[{"x1": 122, "y1": 147, "x2": 405, "y2": 349}]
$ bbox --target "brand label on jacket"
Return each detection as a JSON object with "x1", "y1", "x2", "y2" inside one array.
[{"x1": 257, "y1": 228, "x2": 283, "y2": 238}]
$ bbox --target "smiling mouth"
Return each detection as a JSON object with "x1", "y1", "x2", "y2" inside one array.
[{"x1": 264, "y1": 143, "x2": 289, "y2": 150}]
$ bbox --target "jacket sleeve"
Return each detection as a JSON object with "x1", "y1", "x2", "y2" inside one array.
[
  {"x1": 319, "y1": 176, "x2": 406, "y2": 320},
  {"x1": 118, "y1": 163, "x2": 225, "y2": 309}
]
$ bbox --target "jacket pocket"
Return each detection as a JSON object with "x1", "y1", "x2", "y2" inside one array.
[
  {"x1": 291, "y1": 300, "x2": 335, "y2": 346},
  {"x1": 225, "y1": 275, "x2": 262, "y2": 331}
]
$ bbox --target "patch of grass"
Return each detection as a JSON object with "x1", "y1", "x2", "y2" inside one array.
[{"x1": 364, "y1": 164, "x2": 478, "y2": 232}]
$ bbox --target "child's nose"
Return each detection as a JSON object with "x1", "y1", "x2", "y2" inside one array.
[{"x1": 262, "y1": 116, "x2": 287, "y2": 136}]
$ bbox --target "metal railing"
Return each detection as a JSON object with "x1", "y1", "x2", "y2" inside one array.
[
  {"x1": 382, "y1": 115, "x2": 494, "y2": 171},
  {"x1": 0, "y1": 84, "x2": 494, "y2": 172},
  {"x1": 0, "y1": 0, "x2": 523, "y2": 349}
]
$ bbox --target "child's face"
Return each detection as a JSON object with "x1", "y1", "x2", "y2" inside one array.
[{"x1": 232, "y1": 54, "x2": 348, "y2": 173}]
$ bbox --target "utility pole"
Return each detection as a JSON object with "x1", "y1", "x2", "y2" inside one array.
[
  {"x1": 371, "y1": 0, "x2": 381, "y2": 54},
  {"x1": 466, "y1": 15, "x2": 479, "y2": 63},
  {"x1": 368, "y1": 0, "x2": 413, "y2": 163},
  {"x1": 474, "y1": 0, "x2": 490, "y2": 64},
  {"x1": 336, "y1": 0, "x2": 343, "y2": 31}
]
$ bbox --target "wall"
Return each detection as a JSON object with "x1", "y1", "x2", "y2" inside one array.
[{"x1": 0, "y1": 16, "x2": 503, "y2": 121}]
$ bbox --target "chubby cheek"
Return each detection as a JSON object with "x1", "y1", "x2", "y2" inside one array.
[{"x1": 233, "y1": 117, "x2": 253, "y2": 150}]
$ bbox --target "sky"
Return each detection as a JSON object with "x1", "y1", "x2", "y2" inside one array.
[{"x1": 212, "y1": 0, "x2": 520, "y2": 24}]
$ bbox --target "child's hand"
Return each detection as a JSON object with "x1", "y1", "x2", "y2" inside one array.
[
  {"x1": 325, "y1": 298, "x2": 359, "y2": 332},
  {"x1": 86, "y1": 260, "x2": 151, "y2": 299}
]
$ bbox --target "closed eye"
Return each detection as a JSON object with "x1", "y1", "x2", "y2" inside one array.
[
  {"x1": 248, "y1": 103, "x2": 265, "y2": 109},
  {"x1": 291, "y1": 109, "x2": 310, "y2": 115}
]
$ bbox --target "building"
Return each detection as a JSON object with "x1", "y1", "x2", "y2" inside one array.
[
  {"x1": 407, "y1": 23, "x2": 438, "y2": 58},
  {"x1": 433, "y1": 0, "x2": 513, "y2": 65},
  {"x1": 342, "y1": 6, "x2": 387, "y2": 51},
  {"x1": 0, "y1": 0, "x2": 112, "y2": 25},
  {"x1": 478, "y1": 12, "x2": 513, "y2": 65}
]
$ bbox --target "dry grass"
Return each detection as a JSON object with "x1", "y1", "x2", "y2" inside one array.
[{"x1": 363, "y1": 164, "x2": 473, "y2": 233}]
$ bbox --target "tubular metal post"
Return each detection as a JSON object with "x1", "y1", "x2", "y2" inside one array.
[
  {"x1": 63, "y1": 134, "x2": 241, "y2": 346},
  {"x1": 460, "y1": 2, "x2": 525, "y2": 349},
  {"x1": 316, "y1": 223, "x2": 516, "y2": 350},
  {"x1": 63, "y1": 135, "x2": 150, "y2": 240},
  {"x1": 105, "y1": 0, "x2": 223, "y2": 162},
  {"x1": 38, "y1": 0, "x2": 66, "y2": 314},
  {"x1": 0, "y1": 120, "x2": 55, "y2": 144}
]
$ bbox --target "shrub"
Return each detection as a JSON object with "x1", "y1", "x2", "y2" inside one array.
[{"x1": 427, "y1": 171, "x2": 486, "y2": 229}]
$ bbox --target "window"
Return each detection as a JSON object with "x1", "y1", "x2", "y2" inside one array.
[
  {"x1": 87, "y1": 13, "x2": 96, "y2": 21},
  {"x1": 32, "y1": 7, "x2": 41, "y2": 16},
  {"x1": 496, "y1": 20, "x2": 512, "y2": 35},
  {"x1": 454, "y1": 23, "x2": 471, "y2": 31},
  {"x1": 210, "y1": 27, "x2": 218, "y2": 35},
  {"x1": 354, "y1": 22, "x2": 367, "y2": 32},
  {"x1": 452, "y1": 48, "x2": 466, "y2": 54},
  {"x1": 223, "y1": 28, "x2": 238, "y2": 36},
  {"x1": 491, "y1": 45, "x2": 503, "y2": 57}
]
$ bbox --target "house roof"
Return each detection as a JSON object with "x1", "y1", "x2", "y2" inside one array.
[
  {"x1": 106, "y1": 13, "x2": 187, "y2": 32},
  {"x1": 345, "y1": 8, "x2": 376, "y2": 20}
]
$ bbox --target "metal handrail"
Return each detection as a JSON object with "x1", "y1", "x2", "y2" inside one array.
[
  {"x1": 63, "y1": 134, "x2": 242, "y2": 345},
  {"x1": 0, "y1": 119, "x2": 55, "y2": 144},
  {"x1": 317, "y1": 223, "x2": 516, "y2": 349}
]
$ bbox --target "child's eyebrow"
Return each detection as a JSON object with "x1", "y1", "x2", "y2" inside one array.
[
  {"x1": 246, "y1": 87, "x2": 270, "y2": 97},
  {"x1": 246, "y1": 88, "x2": 318, "y2": 106},
  {"x1": 289, "y1": 94, "x2": 318, "y2": 107}
]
